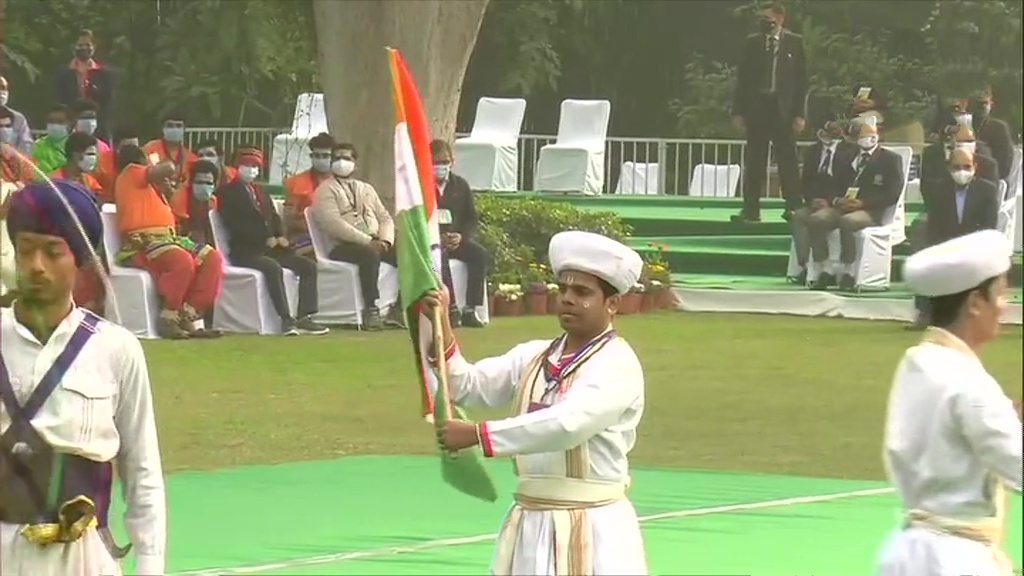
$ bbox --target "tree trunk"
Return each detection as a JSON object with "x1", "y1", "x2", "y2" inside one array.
[{"x1": 313, "y1": 0, "x2": 490, "y2": 210}]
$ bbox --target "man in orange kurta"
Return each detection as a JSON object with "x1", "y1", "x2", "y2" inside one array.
[
  {"x1": 283, "y1": 132, "x2": 335, "y2": 258},
  {"x1": 1, "y1": 107, "x2": 36, "y2": 186},
  {"x1": 114, "y1": 145, "x2": 223, "y2": 339},
  {"x1": 143, "y1": 112, "x2": 197, "y2": 187}
]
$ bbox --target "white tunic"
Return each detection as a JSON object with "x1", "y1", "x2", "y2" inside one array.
[
  {"x1": 0, "y1": 307, "x2": 167, "y2": 576},
  {"x1": 877, "y1": 329, "x2": 1022, "y2": 576},
  {"x1": 445, "y1": 335, "x2": 647, "y2": 576}
]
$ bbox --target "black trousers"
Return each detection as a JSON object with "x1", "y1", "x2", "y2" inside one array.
[
  {"x1": 440, "y1": 239, "x2": 488, "y2": 308},
  {"x1": 741, "y1": 95, "x2": 802, "y2": 216},
  {"x1": 329, "y1": 241, "x2": 397, "y2": 305},
  {"x1": 232, "y1": 250, "x2": 319, "y2": 321}
]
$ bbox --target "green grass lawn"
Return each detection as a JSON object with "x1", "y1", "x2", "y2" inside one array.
[{"x1": 147, "y1": 312, "x2": 1022, "y2": 481}]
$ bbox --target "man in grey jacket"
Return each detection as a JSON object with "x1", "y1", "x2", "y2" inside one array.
[{"x1": 311, "y1": 142, "x2": 403, "y2": 330}]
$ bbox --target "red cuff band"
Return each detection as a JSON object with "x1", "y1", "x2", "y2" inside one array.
[
  {"x1": 478, "y1": 421, "x2": 495, "y2": 457},
  {"x1": 444, "y1": 342, "x2": 459, "y2": 361}
]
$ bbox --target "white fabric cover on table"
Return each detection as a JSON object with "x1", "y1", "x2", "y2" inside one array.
[
  {"x1": 687, "y1": 164, "x2": 740, "y2": 197},
  {"x1": 533, "y1": 99, "x2": 611, "y2": 195},
  {"x1": 100, "y1": 205, "x2": 160, "y2": 339},
  {"x1": 615, "y1": 162, "x2": 659, "y2": 195},
  {"x1": 209, "y1": 210, "x2": 299, "y2": 334},
  {"x1": 453, "y1": 97, "x2": 526, "y2": 192}
]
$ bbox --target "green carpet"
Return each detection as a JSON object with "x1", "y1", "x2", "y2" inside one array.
[{"x1": 100, "y1": 456, "x2": 1021, "y2": 576}]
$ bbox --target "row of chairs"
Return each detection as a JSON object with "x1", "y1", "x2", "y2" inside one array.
[{"x1": 100, "y1": 204, "x2": 490, "y2": 339}]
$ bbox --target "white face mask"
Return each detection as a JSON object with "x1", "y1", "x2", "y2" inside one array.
[
  {"x1": 0, "y1": 91, "x2": 8, "y2": 106},
  {"x1": 332, "y1": 159, "x2": 355, "y2": 178},
  {"x1": 78, "y1": 152, "x2": 98, "y2": 173},
  {"x1": 311, "y1": 157, "x2": 331, "y2": 173},
  {"x1": 238, "y1": 165, "x2": 259, "y2": 182},
  {"x1": 953, "y1": 113, "x2": 972, "y2": 129},
  {"x1": 857, "y1": 135, "x2": 877, "y2": 150},
  {"x1": 950, "y1": 169, "x2": 974, "y2": 186},
  {"x1": 198, "y1": 152, "x2": 219, "y2": 165}
]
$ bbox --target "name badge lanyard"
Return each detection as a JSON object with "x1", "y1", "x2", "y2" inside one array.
[{"x1": 540, "y1": 330, "x2": 617, "y2": 401}]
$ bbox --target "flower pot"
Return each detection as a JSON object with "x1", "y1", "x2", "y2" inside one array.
[
  {"x1": 619, "y1": 292, "x2": 643, "y2": 315},
  {"x1": 640, "y1": 292, "x2": 655, "y2": 313},
  {"x1": 526, "y1": 292, "x2": 548, "y2": 315},
  {"x1": 547, "y1": 292, "x2": 559, "y2": 313},
  {"x1": 489, "y1": 293, "x2": 500, "y2": 315},
  {"x1": 495, "y1": 296, "x2": 524, "y2": 316},
  {"x1": 655, "y1": 287, "x2": 677, "y2": 310}
]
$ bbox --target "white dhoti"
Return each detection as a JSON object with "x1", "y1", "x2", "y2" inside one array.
[
  {"x1": 0, "y1": 523, "x2": 121, "y2": 576},
  {"x1": 492, "y1": 477, "x2": 647, "y2": 576}
]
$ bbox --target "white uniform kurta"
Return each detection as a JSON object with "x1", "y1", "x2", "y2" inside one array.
[
  {"x1": 877, "y1": 329, "x2": 1022, "y2": 576},
  {"x1": 0, "y1": 307, "x2": 167, "y2": 576},
  {"x1": 444, "y1": 334, "x2": 647, "y2": 576}
]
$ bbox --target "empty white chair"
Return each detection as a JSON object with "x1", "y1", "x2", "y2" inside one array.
[
  {"x1": 687, "y1": 164, "x2": 741, "y2": 197},
  {"x1": 453, "y1": 97, "x2": 526, "y2": 192},
  {"x1": 209, "y1": 210, "x2": 299, "y2": 334},
  {"x1": 99, "y1": 205, "x2": 161, "y2": 339},
  {"x1": 615, "y1": 162, "x2": 660, "y2": 195},
  {"x1": 533, "y1": 99, "x2": 611, "y2": 195}
]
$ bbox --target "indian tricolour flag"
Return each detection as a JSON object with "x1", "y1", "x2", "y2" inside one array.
[{"x1": 388, "y1": 47, "x2": 496, "y2": 502}]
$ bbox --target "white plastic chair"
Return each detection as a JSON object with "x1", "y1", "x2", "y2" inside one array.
[
  {"x1": 1004, "y1": 147, "x2": 1022, "y2": 200},
  {"x1": 998, "y1": 190, "x2": 1019, "y2": 248},
  {"x1": 687, "y1": 164, "x2": 741, "y2": 197},
  {"x1": 452, "y1": 98, "x2": 526, "y2": 192},
  {"x1": 785, "y1": 146, "x2": 913, "y2": 291},
  {"x1": 533, "y1": 99, "x2": 611, "y2": 195},
  {"x1": 615, "y1": 162, "x2": 660, "y2": 195},
  {"x1": 208, "y1": 210, "x2": 299, "y2": 334},
  {"x1": 99, "y1": 205, "x2": 161, "y2": 339},
  {"x1": 304, "y1": 208, "x2": 398, "y2": 326}
]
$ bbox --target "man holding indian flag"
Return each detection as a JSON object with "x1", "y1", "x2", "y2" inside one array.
[{"x1": 388, "y1": 48, "x2": 649, "y2": 575}]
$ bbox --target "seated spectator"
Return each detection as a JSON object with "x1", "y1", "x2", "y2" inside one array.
[
  {"x1": 114, "y1": 145, "x2": 223, "y2": 339},
  {"x1": 848, "y1": 83, "x2": 886, "y2": 133},
  {"x1": 52, "y1": 131, "x2": 103, "y2": 198},
  {"x1": 173, "y1": 159, "x2": 219, "y2": 248},
  {"x1": 214, "y1": 146, "x2": 328, "y2": 336},
  {"x1": 968, "y1": 87, "x2": 1015, "y2": 180},
  {"x1": 430, "y1": 139, "x2": 487, "y2": 328},
  {"x1": 195, "y1": 139, "x2": 238, "y2": 185},
  {"x1": 789, "y1": 115, "x2": 858, "y2": 286},
  {"x1": 283, "y1": 132, "x2": 335, "y2": 258},
  {"x1": 32, "y1": 104, "x2": 72, "y2": 175},
  {"x1": 143, "y1": 111, "x2": 197, "y2": 188},
  {"x1": 910, "y1": 148, "x2": 1000, "y2": 329},
  {"x1": 0, "y1": 107, "x2": 37, "y2": 185},
  {"x1": 803, "y1": 121, "x2": 903, "y2": 291},
  {"x1": 70, "y1": 98, "x2": 114, "y2": 193},
  {"x1": 311, "y1": 142, "x2": 402, "y2": 331},
  {"x1": 920, "y1": 122, "x2": 999, "y2": 192},
  {"x1": 0, "y1": 76, "x2": 33, "y2": 154}
]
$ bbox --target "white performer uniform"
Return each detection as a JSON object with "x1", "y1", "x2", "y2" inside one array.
[
  {"x1": 440, "y1": 231, "x2": 647, "y2": 576},
  {"x1": 877, "y1": 230, "x2": 1022, "y2": 576},
  {"x1": 0, "y1": 307, "x2": 167, "y2": 576}
]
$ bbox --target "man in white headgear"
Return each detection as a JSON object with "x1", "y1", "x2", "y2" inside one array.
[
  {"x1": 424, "y1": 230, "x2": 648, "y2": 576},
  {"x1": 877, "y1": 229, "x2": 1022, "y2": 576}
]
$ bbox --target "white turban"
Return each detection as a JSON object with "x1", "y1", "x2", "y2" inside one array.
[
  {"x1": 548, "y1": 231, "x2": 643, "y2": 295},
  {"x1": 903, "y1": 230, "x2": 1012, "y2": 297}
]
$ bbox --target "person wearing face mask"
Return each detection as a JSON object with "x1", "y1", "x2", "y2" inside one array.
[
  {"x1": 283, "y1": 132, "x2": 336, "y2": 258},
  {"x1": 31, "y1": 104, "x2": 72, "y2": 175},
  {"x1": 789, "y1": 114, "x2": 858, "y2": 286},
  {"x1": 70, "y1": 98, "x2": 115, "y2": 196},
  {"x1": 808, "y1": 122, "x2": 903, "y2": 291},
  {"x1": 0, "y1": 76, "x2": 34, "y2": 154},
  {"x1": 311, "y1": 142, "x2": 402, "y2": 331},
  {"x1": 51, "y1": 132, "x2": 103, "y2": 198},
  {"x1": 54, "y1": 30, "x2": 116, "y2": 133},
  {"x1": 215, "y1": 146, "x2": 329, "y2": 336},
  {"x1": 0, "y1": 106, "x2": 37, "y2": 186},
  {"x1": 430, "y1": 139, "x2": 488, "y2": 328},
  {"x1": 143, "y1": 112, "x2": 197, "y2": 189},
  {"x1": 907, "y1": 148, "x2": 1001, "y2": 330},
  {"x1": 968, "y1": 89, "x2": 1014, "y2": 180},
  {"x1": 920, "y1": 123, "x2": 999, "y2": 197},
  {"x1": 193, "y1": 139, "x2": 238, "y2": 185},
  {"x1": 730, "y1": 1, "x2": 807, "y2": 223}
]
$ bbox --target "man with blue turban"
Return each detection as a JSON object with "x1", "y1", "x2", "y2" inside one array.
[{"x1": 1, "y1": 179, "x2": 167, "y2": 576}]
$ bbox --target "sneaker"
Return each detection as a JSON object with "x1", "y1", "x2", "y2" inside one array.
[
  {"x1": 838, "y1": 273, "x2": 856, "y2": 291},
  {"x1": 158, "y1": 316, "x2": 190, "y2": 340},
  {"x1": 281, "y1": 318, "x2": 300, "y2": 336},
  {"x1": 461, "y1": 309, "x2": 486, "y2": 328},
  {"x1": 810, "y1": 271, "x2": 835, "y2": 290},
  {"x1": 384, "y1": 305, "x2": 407, "y2": 329},
  {"x1": 296, "y1": 316, "x2": 330, "y2": 335},
  {"x1": 362, "y1": 307, "x2": 384, "y2": 331}
]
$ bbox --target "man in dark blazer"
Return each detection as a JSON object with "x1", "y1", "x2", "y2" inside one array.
[
  {"x1": 789, "y1": 115, "x2": 858, "y2": 285},
  {"x1": 431, "y1": 139, "x2": 488, "y2": 328},
  {"x1": 909, "y1": 148, "x2": 1001, "y2": 329},
  {"x1": 730, "y1": 2, "x2": 807, "y2": 223},
  {"x1": 806, "y1": 122, "x2": 903, "y2": 290},
  {"x1": 920, "y1": 124, "x2": 999, "y2": 195},
  {"x1": 214, "y1": 146, "x2": 329, "y2": 336},
  {"x1": 968, "y1": 89, "x2": 1015, "y2": 180},
  {"x1": 55, "y1": 30, "x2": 117, "y2": 137}
]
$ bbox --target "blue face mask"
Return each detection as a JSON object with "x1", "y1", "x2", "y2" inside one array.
[
  {"x1": 192, "y1": 183, "x2": 215, "y2": 201},
  {"x1": 311, "y1": 157, "x2": 331, "y2": 173},
  {"x1": 76, "y1": 118, "x2": 98, "y2": 135},
  {"x1": 163, "y1": 127, "x2": 185, "y2": 143},
  {"x1": 47, "y1": 123, "x2": 69, "y2": 140},
  {"x1": 0, "y1": 127, "x2": 14, "y2": 145}
]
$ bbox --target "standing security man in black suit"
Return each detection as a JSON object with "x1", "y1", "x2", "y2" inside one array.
[{"x1": 731, "y1": 2, "x2": 808, "y2": 224}]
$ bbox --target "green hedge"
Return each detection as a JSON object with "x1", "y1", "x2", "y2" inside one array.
[{"x1": 474, "y1": 195, "x2": 632, "y2": 287}]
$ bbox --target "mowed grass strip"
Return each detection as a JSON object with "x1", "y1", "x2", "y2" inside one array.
[{"x1": 146, "y1": 313, "x2": 1022, "y2": 479}]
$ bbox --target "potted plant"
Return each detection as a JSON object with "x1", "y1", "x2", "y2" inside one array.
[
  {"x1": 643, "y1": 243, "x2": 675, "y2": 310},
  {"x1": 493, "y1": 283, "x2": 525, "y2": 316},
  {"x1": 521, "y1": 263, "x2": 551, "y2": 315},
  {"x1": 619, "y1": 283, "x2": 644, "y2": 315},
  {"x1": 546, "y1": 282, "x2": 560, "y2": 313}
]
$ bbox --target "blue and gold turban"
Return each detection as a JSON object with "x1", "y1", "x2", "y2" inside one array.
[{"x1": 6, "y1": 180, "x2": 103, "y2": 268}]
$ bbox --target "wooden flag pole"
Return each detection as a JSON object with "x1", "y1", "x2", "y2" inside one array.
[{"x1": 431, "y1": 305, "x2": 453, "y2": 423}]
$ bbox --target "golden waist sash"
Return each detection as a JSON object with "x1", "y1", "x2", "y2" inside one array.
[{"x1": 492, "y1": 476, "x2": 628, "y2": 576}]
